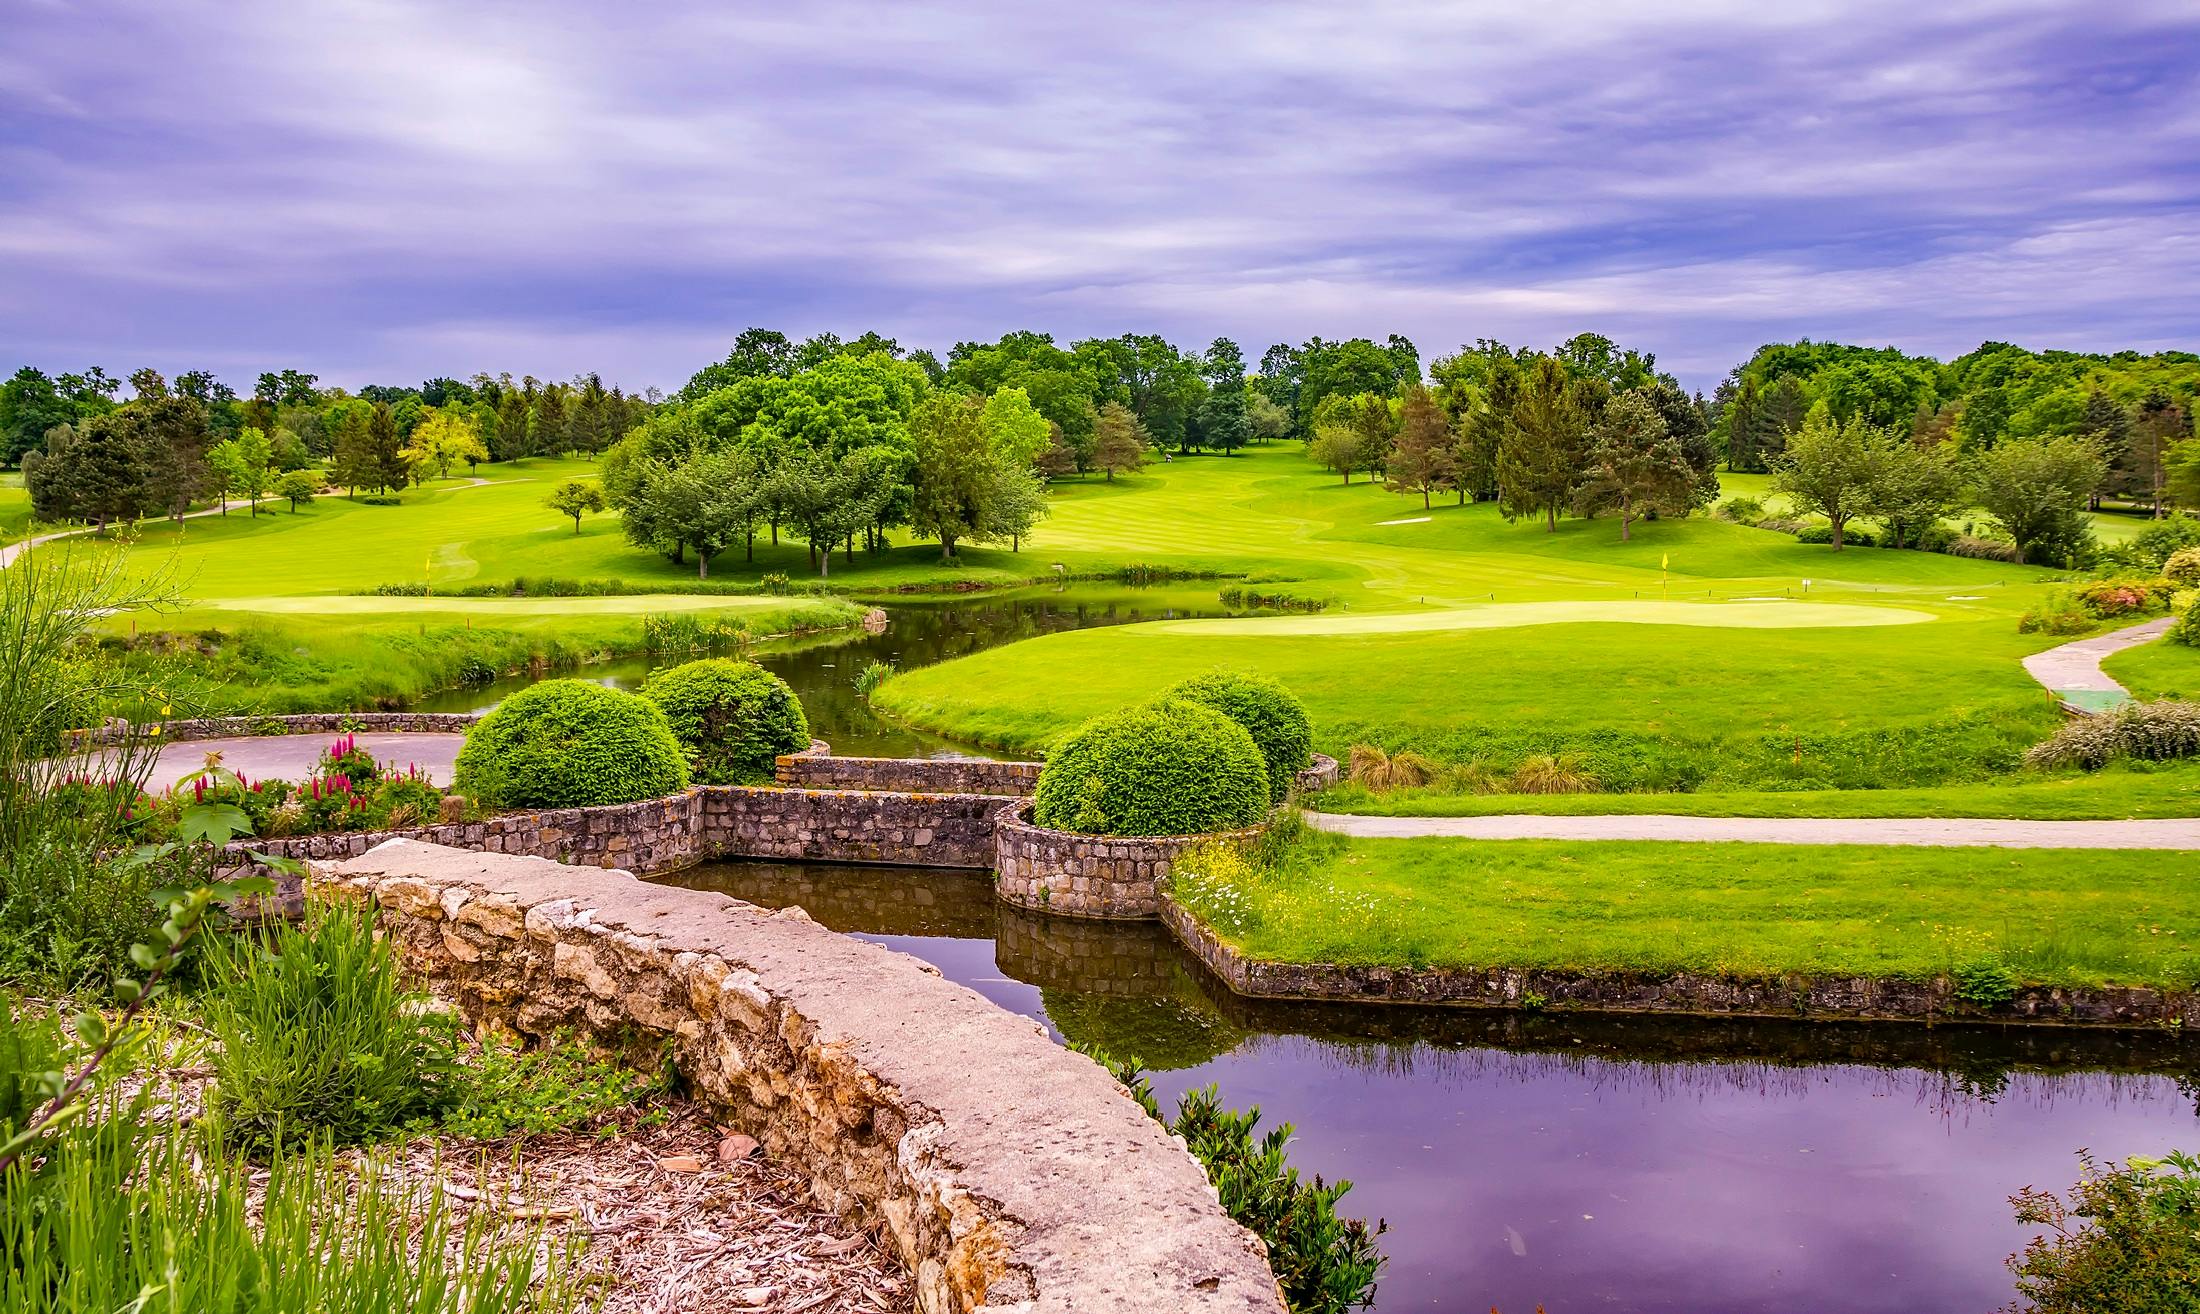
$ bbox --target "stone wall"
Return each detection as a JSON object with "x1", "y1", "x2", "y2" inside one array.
[
  {"x1": 704, "y1": 787, "x2": 1018, "y2": 869},
  {"x1": 230, "y1": 783, "x2": 1017, "y2": 884},
  {"x1": 69, "y1": 711, "x2": 481, "y2": 748},
  {"x1": 994, "y1": 803, "x2": 1268, "y2": 920},
  {"x1": 776, "y1": 753, "x2": 1043, "y2": 797},
  {"x1": 1295, "y1": 753, "x2": 1340, "y2": 794},
  {"x1": 324, "y1": 840, "x2": 1285, "y2": 1314},
  {"x1": 1159, "y1": 896, "x2": 2200, "y2": 1029}
]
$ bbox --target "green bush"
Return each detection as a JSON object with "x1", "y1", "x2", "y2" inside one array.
[
  {"x1": 640, "y1": 658, "x2": 810, "y2": 785},
  {"x1": 1713, "y1": 496, "x2": 1764, "y2": 524},
  {"x1": 203, "y1": 903, "x2": 456, "y2": 1152},
  {"x1": 1034, "y1": 698, "x2": 1269, "y2": 836},
  {"x1": 2007, "y1": 1150, "x2": 2200, "y2": 1313},
  {"x1": 441, "y1": 1031, "x2": 669, "y2": 1140},
  {"x1": 1073, "y1": 1045, "x2": 1385, "y2": 1314},
  {"x1": 455, "y1": 679, "x2": 689, "y2": 809},
  {"x1": 1166, "y1": 672, "x2": 1313, "y2": 802},
  {"x1": 2163, "y1": 545, "x2": 2200, "y2": 587},
  {"x1": 2172, "y1": 606, "x2": 2200, "y2": 648},
  {"x1": 2129, "y1": 517, "x2": 2200, "y2": 570}
]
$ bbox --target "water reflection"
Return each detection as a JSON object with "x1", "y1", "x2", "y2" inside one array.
[
  {"x1": 410, "y1": 581, "x2": 1230, "y2": 758},
  {"x1": 661, "y1": 859, "x2": 2200, "y2": 1313}
]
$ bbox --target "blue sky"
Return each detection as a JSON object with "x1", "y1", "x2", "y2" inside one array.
[{"x1": 4, "y1": 0, "x2": 2198, "y2": 393}]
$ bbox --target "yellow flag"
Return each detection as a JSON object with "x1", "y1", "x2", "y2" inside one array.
[{"x1": 1661, "y1": 553, "x2": 1669, "y2": 570}]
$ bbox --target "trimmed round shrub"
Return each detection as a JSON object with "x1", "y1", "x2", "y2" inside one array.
[
  {"x1": 1165, "y1": 671, "x2": 1313, "y2": 802},
  {"x1": 2163, "y1": 546, "x2": 2200, "y2": 587},
  {"x1": 1033, "y1": 698, "x2": 1269, "y2": 837},
  {"x1": 454, "y1": 680, "x2": 688, "y2": 809},
  {"x1": 639, "y1": 658, "x2": 811, "y2": 785}
]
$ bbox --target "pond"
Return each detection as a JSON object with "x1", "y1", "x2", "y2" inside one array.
[
  {"x1": 658, "y1": 859, "x2": 2200, "y2": 1314},
  {"x1": 409, "y1": 581, "x2": 1228, "y2": 757}
]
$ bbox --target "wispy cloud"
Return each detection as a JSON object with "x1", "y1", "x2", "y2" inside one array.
[{"x1": 3, "y1": 0, "x2": 2197, "y2": 390}]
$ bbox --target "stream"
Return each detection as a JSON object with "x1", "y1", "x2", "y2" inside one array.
[{"x1": 660, "y1": 859, "x2": 2198, "y2": 1314}]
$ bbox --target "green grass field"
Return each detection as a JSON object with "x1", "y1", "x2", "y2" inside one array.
[
  {"x1": 872, "y1": 447, "x2": 2076, "y2": 790},
  {"x1": 0, "y1": 472, "x2": 30, "y2": 545},
  {"x1": 1172, "y1": 834, "x2": 2200, "y2": 990},
  {"x1": 2104, "y1": 632, "x2": 2200, "y2": 701}
]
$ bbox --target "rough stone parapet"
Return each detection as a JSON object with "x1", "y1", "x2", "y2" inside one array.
[
  {"x1": 70, "y1": 711, "x2": 482, "y2": 748},
  {"x1": 706, "y1": 787, "x2": 1019, "y2": 869},
  {"x1": 1158, "y1": 895, "x2": 2200, "y2": 1030},
  {"x1": 1294, "y1": 754, "x2": 1339, "y2": 794},
  {"x1": 323, "y1": 840, "x2": 1286, "y2": 1314},
  {"x1": 776, "y1": 753, "x2": 1043, "y2": 798},
  {"x1": 994, "y1": 803, "x2": 1269, "y2": 921}
]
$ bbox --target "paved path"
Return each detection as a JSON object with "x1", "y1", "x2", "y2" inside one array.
[
  {"x1": 140, "y1": 732, "x2": 466, "y2": 791},
  {"x1": 1309, "y1": 811, "x2": 2200, "y2": 849},
  {"x1": 2020, "y1": 616, "x2": 2173, "y2": 712}
]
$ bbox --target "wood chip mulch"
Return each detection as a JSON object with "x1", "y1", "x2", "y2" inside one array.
[{"x1": 380, "y1": 1099, "x2": 914, "y2": 1314}]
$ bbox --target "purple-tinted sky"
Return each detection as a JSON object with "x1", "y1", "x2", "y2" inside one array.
[{"x1": 5, "y1": 0, "x2": 2199, "y2": 393}]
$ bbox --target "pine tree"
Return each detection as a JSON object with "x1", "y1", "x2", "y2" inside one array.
[
  {"x1": 329, "y1": 404, "x2": 376, "y2": 495},
  {"x1": 1385, "y1": 386, "x2": 1453, "y2": 508},
  {"x1": 368, "y1": 402, "x2": 407, "y2": 492},
  {"x1": 1574, "y1": 390, "x2": 1692, "y2": 540},
  {"x1": 533, "y1": 385, "x2": 569, "y2": 455},
  {"x1": 493, "y1": 388, "x2": 532, "y2": 461},
  {"x1": 1496, "y1": 357, "x2": 1587, "y2": 530},
  {"x1": 1091, "y1": 402, "x2": 1148, "y2": 482}
]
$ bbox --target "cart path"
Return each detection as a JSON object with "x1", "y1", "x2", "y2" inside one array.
[
  {"x1": 1307, "y1": 810, "x2": 2200, "y2": 849},
  {"x1": 2020, "y1": 616, "x2": 2173, "y2": 712}
]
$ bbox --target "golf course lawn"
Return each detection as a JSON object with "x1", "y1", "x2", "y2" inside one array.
[
  {"x1": 1171, "y1": 835, "x2": 2200, "y2": 990},
  {"x1": 0, "y1": 473, "x2": 29, "y2": 545},
  {"x1": 1311, "y1": 763, "x2": 2200, "y2": 820},
  {"x1": 2103, "y1": 632, "x2": 2200, "y2": 701}
]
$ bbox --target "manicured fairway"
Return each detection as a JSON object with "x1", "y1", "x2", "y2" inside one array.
[
  {"x1": 0, "y1": 473, "x2": 29, "y2": 544},
  {"x1": 2103, "y1": 633, "x2": 2200, "y2": 701},
  {"x1": 1172, "y1": 836, "x2": 2200, "y2": 989},
  {"x1": 1149, "y1": 598, "x2": 1933, "y2": 637}
]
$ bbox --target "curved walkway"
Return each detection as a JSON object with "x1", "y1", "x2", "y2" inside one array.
[
  {"x1": 1308, "y1": 810, "x2": 2200, "y2": 849},
  {"x1": 2021, "y1": 616, "x2": 2173, "y2": 712}
]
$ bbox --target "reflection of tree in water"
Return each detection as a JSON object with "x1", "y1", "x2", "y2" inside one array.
[{"x1": 1041, "y1": 989, "x2": 1248, "y2": 1072}]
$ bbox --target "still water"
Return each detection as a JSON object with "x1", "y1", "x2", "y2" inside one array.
[
  {"x1": 659, "y1": 859, "x2": 2199, "y2": 1314},
  {"x1": 410, "y1": 581, "x2": 1228, "y2": 757}
]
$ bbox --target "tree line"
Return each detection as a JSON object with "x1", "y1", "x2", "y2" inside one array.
[{"x1": 1, "y1": 366, "x2": 655, "y2": 528}]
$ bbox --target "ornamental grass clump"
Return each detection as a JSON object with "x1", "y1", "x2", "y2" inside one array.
[
  {"x1": 1165, "y1": 672, "x2": 1313, "y2": 803},
  {"x1": 640, "y1": 658, "x2": 809, "y2": 785},
  {"x1": 2025, "y1": 699, "x2": 2200, "y2": 770},
  {"x1": 1033, "y1": 698, "x2": 1269, "y2": 836},
  {"x1": 202, "y1": 902, "x2": 456, "y2": 1153},
  {"x1": 455, "y1": 679, "x2": 688, "y2": 809}
]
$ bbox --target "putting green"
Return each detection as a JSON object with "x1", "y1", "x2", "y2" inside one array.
[
  {"x1": 1147, "y1": 599, "x2": 1936, "y2": 637},
  {"x1": 195, "y1": 594, "x2": 794, "y2": 617}
]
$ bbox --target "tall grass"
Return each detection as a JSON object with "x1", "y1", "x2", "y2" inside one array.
[{"x1": 203, "y1": 904, "x2": 456, "y2": 1152}]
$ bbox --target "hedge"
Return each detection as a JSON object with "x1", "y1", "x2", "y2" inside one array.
[
  {"x1": 640, "y1": 658, "x2": 810, "y2": 785},
  {"x1": 454, "y1": 680, "x2": 689, "y2": 809},
  {"x1": 1033, "y1": 697, "x2": 1269, "y2": 836},
  {"x1": 1165, "y1": 672, "x2": 1313, "y2": 802}
]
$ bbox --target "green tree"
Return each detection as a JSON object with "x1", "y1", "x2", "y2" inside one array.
[
  {"x1": 909, "y1": 394, "x2": 993, "y2": 562},
  {"x1": 544, "y1": 479, "x2": 607, "y2": 533},
  {"x1": 24, "y1": 414, "x2": 155, "y2": 530},
  {"x1": 1976, "y1": 434, "x2": 2108, "y2": 565},
  {"x1": 1199, "y1": 338, "x2": 1250, "y2": 455},
  {"x1": 274, "y1": 469, "x2": 320, "y2": 512},
  {"x1": 207, "y1": 426, "x2": 273, "y2": 516},
  {"x1": 0, "y1": 367, "x2": 74, "y2": 467},
  {"x1": 491, "y1": 387, "x2": 533, "y2": 461},
  {"x1": 399, "y1": 410, "x2": 487, "y2": 480},
  {"x1": 1573, "y1": 389, "x2": 1692, "y2": 540},
  {"x1": 1246, "y1": 392, "x2": 1291, "y2": 446},
  {"x1": 1384, "y1": 386, "x2": 1453, "y2": 508},
  {"x1": 326, "y1": 401, "x2": 377, "y2": 496},
  {"x1": 1090, "y1": 402, "x2": 1147, "y2": 482},
  {"x1": 366, "y1": 403, "x2": 407, "y2": 493},
  {"x1": 1496, "y1": 357, "x2": 1588, "y2": 530},
  {"x1": 979, "y1": 387, "x2": 1052, "y2": 468},
  {"x1": 532, "y1": 385, "x2": 569, "y2": 455},
  {"x1": 1771, "y1": 402, "x2": 1877, "y2": 549},
  {"x1": 621, "y1": 451, "x2": 761, "y2": 577},
  {"x1": 1864, "y1": 438, "x2": 1965, "y2": 548}
]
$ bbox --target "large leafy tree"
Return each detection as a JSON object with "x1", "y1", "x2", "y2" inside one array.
[
  {"x1": 400, "y1": 410, "x2": 488, "y2": 480},
  {"x1": 1864, "y1": 438, "x2": 1965, "y2": 548},
  {"x1": 1771, "y1": 402, "x2": 1877, "y2": 550},
  {"x1": 1976, "y1": 435, "x2": 2108, "y2": 565},
  {"x1": 1089, "y1": 402, "x2": 1148, "y2": 482},
  {"x1": 0, "y1": 368, "x2": 74, "y2": 467},
  {"x1": 23, "y1": 413, "x2": 155, "y2": 530},
  {"x1": 908, "y1": 393, "x2": 997, "y2": 562},
  {"x1": 207, "y1": 425, "x2": 273, "y2": 516}
]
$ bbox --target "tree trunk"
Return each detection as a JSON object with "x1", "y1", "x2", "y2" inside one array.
[
  {"x1": 1831, "y1": 518, "x2": 1845, "y2": 550},
  {"x1": 939, "y1": 536, "x2": 955, "y2": 562},
  {"x1": 1545, "y1": 506, "x2": 1557, "y2": 532},
  {"x1": 571, "y1": 516, "x2": 581, "y2": 534},
  {"x1": 1620, "y1": 504, "x2": 1632, "y2": 542},
  {"x1": 845, "y1": 536, "x2": 853, "y2": 566},
  {"x1": 698, "y1": 550, "x2": 709, "y2": 579},
  {"x1": 745, "y1": 535, "x2": 753, "y2": 562},
  {"x1": 771, "y1": 519, "x2": 779, "y2": 546},
  {"x1": 820, "y1": 548, "x2": 830, "y2": 578},
  {"x1": 1422, "y1": 488, "x2": 1431, "y2": 509}
]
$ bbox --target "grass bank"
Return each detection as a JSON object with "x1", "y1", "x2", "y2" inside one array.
[
  {"x1": 2103, "y1": 633, "x2": 2200, "y2": 701},
  {"x1": 96, "y1": 596, "x2": 862, "y2": 714},
  {"x1": 1171, "y1": 834, "x2": 2200, "y2": 991},
  {"x1": 1311, "y1": 764, "x2": 2200, "y2": 820}
]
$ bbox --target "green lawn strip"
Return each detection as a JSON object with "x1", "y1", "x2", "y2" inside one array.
[
  {"x1": 1311, "y1": 765, "x2": 2200, "y2": 820},
  {"x1": 99, "y1": 597, "x2": 861, "y2": 714},
  {"x1": 875, "y1": 615, "x2": 2062, "y2": 789},
  {"x1": 1174, "y1": 837, "x2": 2200, "y2": 990},
  {"x1": 2102, "y1": 633, "x2": 2200, "y2": 702}
]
